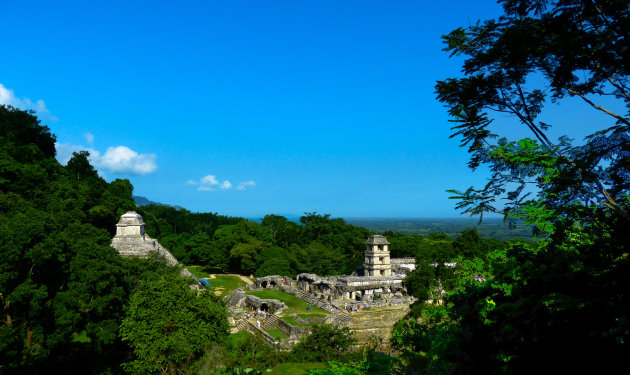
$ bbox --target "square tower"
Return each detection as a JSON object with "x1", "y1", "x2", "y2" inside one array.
[{"x1": 364, "y1": 235, "x2": 391, "y2": 276}]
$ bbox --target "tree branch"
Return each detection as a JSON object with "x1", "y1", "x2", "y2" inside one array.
[
  {"x1": 567, "y1": 88, "x2": 630, "y2": 127},
  {"x1": 606, "y1": 77, "x2": 630, "y2": 101}
]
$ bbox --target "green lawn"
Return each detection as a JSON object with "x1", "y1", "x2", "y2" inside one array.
[
  {"x1": 297, "y1": 313, "x2": 327, "y2": 320},
  {"x1": 266, "y1": 328, "x2": 288, "y2": 340},
  {"x1": 245, "y1": 290, "x2": 328, "y2": 316},
  {"x1": 208, "y1": 275, "x2": 247, "y2": 296},
  {"x1": 268, "y1": 362, "x2": 329, "y2": 375}
]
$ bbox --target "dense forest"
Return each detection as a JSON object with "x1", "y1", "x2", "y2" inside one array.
[{"x1": 137, "y1": 202, "x2": 520, "y2": 281}]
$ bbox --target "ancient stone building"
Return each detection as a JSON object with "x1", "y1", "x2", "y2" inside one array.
[
  {"x1": 239, "y1": 234, "x2": 416, "y2": 346},
  {"x1": 111, "y1": 211, "x2": 195, "y2": 279}
]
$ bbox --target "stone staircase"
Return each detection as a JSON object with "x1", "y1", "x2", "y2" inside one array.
[
  {"x1": 260, "y1": 314, "x2": 280, "y2": 331},
  {"x1": 235, "y1": 319, "x2": 248, "y2": 332},
  {"x1": 234, "y1": 314, "x2": 281, "y2": 334},
  {"x1": 234, "y1": 319, "x2": 279, "y2": 345},
  {"x1": 326, "y1": 311, "x2": 352, "y2": 328}
]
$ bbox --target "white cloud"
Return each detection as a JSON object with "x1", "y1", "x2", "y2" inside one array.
[
  {"x1": 188, "y1": 174, "x2": 239, "y2": 192},
  {"x1": 54, "y1": 143, "x2": 157, "y2": 176},
  {"x1": 201, "y1": 175, "x2": 219, "y2": 186},
  {"x1": 83, "y1": 132, "x2": 94, "y2": 144},
  {"x1": 97, "y1": 146, "x2": 157, "y2": 175},
  {"x1": 237, "y1": 180, "x2": 256, "y2": 191},
  {"x1": 0, "y1": 83, "x2": 57, "y2": 121}
]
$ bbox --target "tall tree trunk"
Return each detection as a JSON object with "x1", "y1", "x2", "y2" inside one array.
[{"x1": 22, "y1": 325, "x2": 32, "y2": 365}]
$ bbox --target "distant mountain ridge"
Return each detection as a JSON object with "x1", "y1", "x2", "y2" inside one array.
[{"x1": 133, "y1": 195, "x2": 185, "y2": 210}]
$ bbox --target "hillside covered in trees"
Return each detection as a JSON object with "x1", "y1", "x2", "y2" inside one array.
[
  {"x1": 0, "y1": 105, "x2": 522, "y2": 374},
  {"x1": 0, "y1": 105, "x2": 229, "y2": 374}
]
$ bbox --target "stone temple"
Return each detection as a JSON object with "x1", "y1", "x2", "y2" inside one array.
[{"x1": 110, "y1": 211, "x2": 195, "y2": 279}]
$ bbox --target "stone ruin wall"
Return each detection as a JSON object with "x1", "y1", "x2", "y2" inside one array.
[{"x1": 227, "y1": 288, "x2": 287, "y2": 314}]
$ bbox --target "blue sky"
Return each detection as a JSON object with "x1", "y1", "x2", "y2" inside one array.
[{"x1": 0, "y1": 1, "x2": 613, "y2": 218}]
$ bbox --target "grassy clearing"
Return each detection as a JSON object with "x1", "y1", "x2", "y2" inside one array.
[
  {"x1": 209, "y1": 275, "x2": 247, "y2": 296},
  {"x1": 268, "y1": 362, "x2": 329, "y2": 375},
  {"x1": 297, "y1": 313, "x2": 327, "y2": 320},
  {"x1": 245, "y1": 290, "x2": 328, "y2": 316},
  {"x1": 266, "y1": 328, "x2": 288, "y2": 340}
]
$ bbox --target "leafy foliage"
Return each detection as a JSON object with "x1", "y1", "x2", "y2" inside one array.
[
  {"x1": 120, "y1": 272, "x2": 229, "y2": 374},
  {"x1": 292, "y1": 324, "x2": 355, "y2": 362},
  {"x1": 197, "y1": 331, "x2": 289, "y2": 373},
  {"x1": 143, "y1": 209, "x2": 371, "y2": 277},
  {"x1": 395, "y1": 0, "x2": 630, "y2": 373}
]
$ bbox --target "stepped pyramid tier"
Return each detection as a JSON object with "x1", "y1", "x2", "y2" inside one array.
[{"x1": 111, "y1": 211, "x2": 194, "y2": 279}]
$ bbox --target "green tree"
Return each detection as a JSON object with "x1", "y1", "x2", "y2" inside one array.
[
  {"x1": 396, "y1": 0, "x2": 630, "y2": 373},
  {"x1": 302, "y1": 242, "x2": 346, "y2": 276},
  {"x1": 452, "y1": 228, "x2": 486, "y2": 259},
  {"x1": 292, "y1": 324, "x2": 355, "y2": 362},
  {"x1": 230, "y1": 239, "x2": 268, "y2": 275},
  {"x1": 299, "y1": 213, "x2": 369, "y2": 274},
  {"x1": 255, "y1": 246, "x2": 295, "y2": 277},
  {"x1": 388, "y1": 234, "x2": 424, "y2": 258},
  {"x1": 437, "y1": 0, "x2": 629, "y2": 222},
  {"x1": 66, "y1": 151, "x2": 99, "y2": 182},
  {"x1": 261, "y1": 214, "x2": 301, "y2": 248},
  {"x1": 1, "y1": 106, "x2": 122, "y2": 373},
  {"x1": 120, "y1": 272, "x2": 229, "y2": 375}
]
